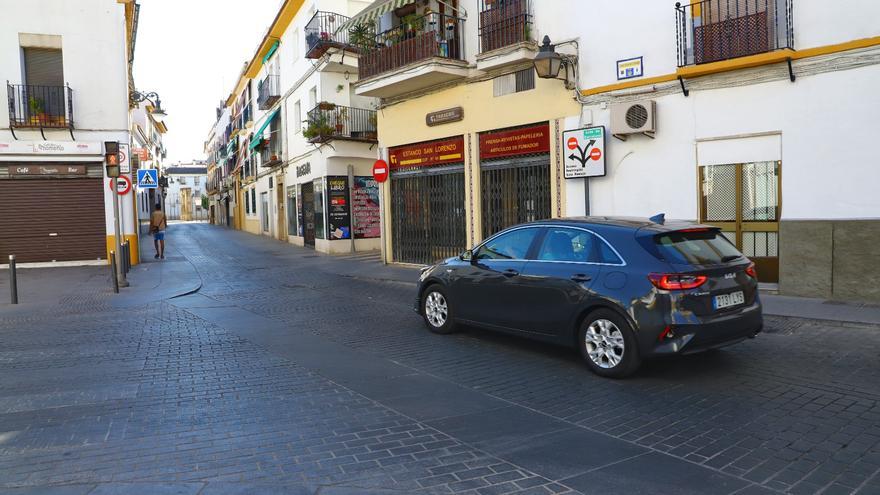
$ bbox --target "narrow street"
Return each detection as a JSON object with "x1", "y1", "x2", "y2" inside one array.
[{"x1": 1, "y1": 223, "x2": 879, "y2": 495}]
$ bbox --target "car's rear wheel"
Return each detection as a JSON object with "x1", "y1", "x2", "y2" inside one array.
[
  {"x1": 578, "y1": 309, "x2": 641, "y2": 378},
  {"x1": 422, "y1": 284, "x2": 457, "y2": 334}
]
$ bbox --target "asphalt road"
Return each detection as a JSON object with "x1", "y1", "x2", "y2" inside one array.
[{"x1": 1, "y1": 223, "x2": 878, "y2": 495}]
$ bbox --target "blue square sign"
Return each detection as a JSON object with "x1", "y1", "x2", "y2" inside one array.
[{"x1": 137, "y1": 169, "x2": 158, "y2": 189}]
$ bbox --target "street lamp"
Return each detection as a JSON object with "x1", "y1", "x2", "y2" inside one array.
[
  {"x1": 534, "y1": 36, "x2": 564, "y2": 79},
  {"x1": 130, "y1": 90, "x2": 167, "y2": 119}
]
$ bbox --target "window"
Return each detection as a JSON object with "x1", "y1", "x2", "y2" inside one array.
[
  {"x1": 294, "y1": 101, "x2": 301, "y2": 133},
  {"x1": 476, "y1": 228, "x2": 538, "y2": 260},
  {"x1": 650, "y1": 230, "x2": 743, "y2": 266},
  {"x1": 308, "y1": 86, "x2": 317, "y2": 110},
  {"x1": 536, "y1": 228, "x2": 621, "y2": 264},
  {"x1": 314, "y1": 178, "x2": 325, "y2": 239},
  {"x1": 493, "y1": 69, "x2": 535, "y2": 97},
  {"x1": 194, "y1": 177, "x2": 200, "y2": 186},
  {"x1": 287, "y1": 186, "x2": 297, "y2": 236},
  {"x1": 23, "y1": 47, "x2": 64, "y2": 86},
  {"x1": 251, "y1": 188, "x2": 257, "y2": 214},
  {"x1": 261, "y1": 192, "x2": 269, "y2": 232},
  {"x1": 246, "y1": 189, "x2": 251, "y2": 214}
]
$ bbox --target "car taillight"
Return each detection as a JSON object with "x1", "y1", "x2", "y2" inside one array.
[
  {"x1": 745, "y1": 262, "x2": 758, "y2": 279},
  {"x1": 648, "y1": 273, "x2": 708, "y2": 290}
]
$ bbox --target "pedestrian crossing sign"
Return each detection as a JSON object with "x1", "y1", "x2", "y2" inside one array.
[{"x1": 137, "y1": 169, "x2": 158, "y2": 189}]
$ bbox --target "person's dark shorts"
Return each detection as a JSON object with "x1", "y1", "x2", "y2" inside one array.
[{"x1": 153, "y1": 230, "x2": 165, "y2": 241}]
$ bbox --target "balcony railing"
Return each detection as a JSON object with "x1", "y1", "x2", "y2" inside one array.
[
  {"x1": 358, "y1": 13, "x2": 465, "y2": 80},
  {"x1": 7, "y1": 83, "x2": 74, "y2": 128},
  {"x1": 304, "y1": 104, "x2": 377, "y2": 144},
  {"x1": 675, "y1": 0, "x2": 793, "y2": 67},
  {"x1": 257, "y1": 74, "x2": 280, "y2": 110},
  {"x1": 260, "y1": 143, "x2": 282, "y2": 167},
  {"x1": 305, "y1": 11, "x2": 353, "y2": 59},
  {"x1": 478, "y1": 0, "x2": 533, "y2": 53}
]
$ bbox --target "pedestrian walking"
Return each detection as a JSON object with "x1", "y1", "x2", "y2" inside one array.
[{"x1": 150, "y1": 204, "x2": 167, "y2": 260}]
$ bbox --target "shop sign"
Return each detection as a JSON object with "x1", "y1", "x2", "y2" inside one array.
[
  {"x1": 617, "y1": 56, "x2": 644, "y2": 80},
  {"x1": 327, "y1": 176, "x2": 351, "y2": 240},
  {"x1": 389, "y1": 136, "x2": 464, "y2": 169},
  {"x1": 132, "y1": 147, "x2": 150, "y2": 161},
  {"x1": 426, "y1": 107, "x2": 464, "y2": 127},
  {"x1": 563, "y1": 126, "x2": 606, "y2": 179},
  {"x1": 479, "y1": 124, "x2": 550, "y2": 160},
  {"x1": 0, "y1": 141, "x2": 101, "y2": 155},
  {"x1": 296, "y1": 162, "x2": 311, "y2": 177},
  {"x1": 352, "y1": 177, "x2": 381, "y2": 239},
  {"x1": 8, "y1": 164, "x2": 88, "y2": 176}
]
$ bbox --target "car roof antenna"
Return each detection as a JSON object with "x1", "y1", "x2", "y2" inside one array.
[{"x1": 649, "y1": 213, "x2": 665, "y2": 224}]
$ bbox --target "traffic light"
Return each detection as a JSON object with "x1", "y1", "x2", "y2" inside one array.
[{"x1": 104, "y1": 141, "x2": 120, "y2": 178}]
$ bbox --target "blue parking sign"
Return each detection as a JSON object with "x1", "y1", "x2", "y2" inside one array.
[{"x1": 137, "y1": 169, "x2": 158, "y2": 189}]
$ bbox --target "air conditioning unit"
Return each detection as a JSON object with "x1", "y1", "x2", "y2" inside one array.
[{"x1": 611, "y1": 100, "x2": 656, "y2": 140}]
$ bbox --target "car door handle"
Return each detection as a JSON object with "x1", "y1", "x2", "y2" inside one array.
[
  {"x1": 570, "y1": 273, "x2": 592, "y2": 283},
  {"x1": 502, "y1": 269, "x2": 519, "y2": 278}
]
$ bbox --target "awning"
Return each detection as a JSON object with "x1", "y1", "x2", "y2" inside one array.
[
  {"x1": 337, "y1": 0, "x2": 416, "y2": 32},
  {"x1": 262, "y1": 40, "x2": 279, "y2": 63},
  {"x1": 249, "y1": 108, "x2": 280, "y2": 150},
  {"x1": 226, "y1": 139, "x2": 236, "y2": 154}
]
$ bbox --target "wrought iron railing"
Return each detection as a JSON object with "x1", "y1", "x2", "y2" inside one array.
[
  {"x1": 478, "y1": 0, "x2": 533, "y2": 53},
  {"x1": 260, "y1": 142, "x2": 282, "y2": 167},
  {"x1": 7, "y1": 83, "x2": 74, "y2": 128},
  {"x1": 257, "y1": 74, "x2": 280, "y2": 110},
  {"x1": 304, "y1": 104, "x2": 377, "y2": 143},
  {"x1": 675, "y1": 0, "x2": 793, "y2": 67},
  {"x1": 305, "y1": 11, "x2": 353, "y2": 58},
  {"x1": 358, "y1": 12, "x2": 465, "y2": 80}
]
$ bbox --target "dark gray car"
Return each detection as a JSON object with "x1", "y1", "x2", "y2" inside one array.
[{"x1": 415, "y1": 216, "x2": 763, "y2": 378}]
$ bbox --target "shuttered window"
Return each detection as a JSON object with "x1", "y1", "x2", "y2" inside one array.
[
  {"x1": 493, "y1": 68, "x2": 535, "y2": 97},
  {"x1": 24, "y1": 48, "x2": 64, "y2": 86}
]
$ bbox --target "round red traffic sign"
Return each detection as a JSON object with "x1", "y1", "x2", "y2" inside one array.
[
  {"x1": 109, "y1": 175, "x2": 132, "y2": 195},
  {"x1": 373, "y1": 159, "x2": 389, "y2": 183},
  {"x1": 567, "y1": 137, "x2": 579, "y2": 150},
  {"x1": 589, "y1": 147, "x2": 602, "y2": 161}
]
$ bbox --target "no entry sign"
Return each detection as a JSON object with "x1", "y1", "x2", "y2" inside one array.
[{"x1": 372, "y1": 159, "x2": 389, "y2": 183}]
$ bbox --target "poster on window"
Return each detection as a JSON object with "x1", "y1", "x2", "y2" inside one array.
[
  {"x1": 327, "y1": 176, "x2": 350, "y2": 240},
  {"x1": 352, "y1": 176, "x2": 381, "y2": 239},
  {"x1": 296, "y1": 184, "x2": 304, "y2": 237}
]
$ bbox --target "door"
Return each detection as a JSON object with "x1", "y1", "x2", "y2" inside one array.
[
  {"x1": 260, "y1": 192, "x2": 270, "y2": 233},
  {"x1": 0, "y1": 178, "x2": 105, "y2": 263},
  {"x1": 453, "y1": 227, "x2": 542, "y2": 329},
  {"x1": 700, "y1": 161, "x2": 780, "y2": 282},
  {"x1": 481, "y1": 158, "x2": 551, "y2": 239},
  {"x1": 518, "y1": 227, "x2": 610, "y2": 335},
  {"x1": 302, "y1": 181, "x2": 315, "y2": 247},
  {"x1": 276, "y1": 180, "x2": 286, "y2": 240}
]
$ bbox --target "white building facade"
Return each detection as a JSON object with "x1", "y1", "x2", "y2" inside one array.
[
  {"x1": 163, "y1": 164, "x2": 208, "y2": 221},
  {"x1": 0, "y1": 0, "x2": 139, "y2": 264}
]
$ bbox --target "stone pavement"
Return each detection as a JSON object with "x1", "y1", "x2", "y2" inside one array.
[{"x1": 1, "y1": 224, "x2": 879, "y2": 495}]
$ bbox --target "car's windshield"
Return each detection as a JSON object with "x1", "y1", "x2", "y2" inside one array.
[{"x1": 653, "y1": 229, "x2": 743, "y2": 265}]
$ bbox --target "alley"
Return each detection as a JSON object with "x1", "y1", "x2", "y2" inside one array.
[{"x1": 1, "y1": 223, "x2": 879, "y2": 495}]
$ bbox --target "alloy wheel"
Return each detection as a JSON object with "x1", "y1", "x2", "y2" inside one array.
[
  {"x1": 585, "y1": 318, "x2": 625, "y2": 369},
  {"x1": 424, "y1": 291, "x2": 448, "y2": 328}
]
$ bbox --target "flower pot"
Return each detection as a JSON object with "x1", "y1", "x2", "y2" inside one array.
[{"x1": 335, "y1": 124, "x2": 344, "y2": 132}]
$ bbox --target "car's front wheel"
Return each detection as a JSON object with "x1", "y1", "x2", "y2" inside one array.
[
  {"x1": 421, "y1": 284, "x2": 457, "y2": 334},
  {"x1": 578, "y1": 309, "x2": 641, "y2": 378}
]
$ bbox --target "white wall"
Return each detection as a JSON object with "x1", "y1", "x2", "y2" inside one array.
[{"x1": 572, "y1": 62, "x2": 880, "y2": 221}]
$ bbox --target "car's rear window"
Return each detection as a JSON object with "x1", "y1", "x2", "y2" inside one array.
[{"x1": 652, "y1": 230, "x2": 743, "y2": 265}]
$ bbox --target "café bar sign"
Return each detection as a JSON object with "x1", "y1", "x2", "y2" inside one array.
[
  {"x1": 0, "y1": 141, "x2": 102, "y2": 155},
  {"x1": 9, "y1": 164, "x2": 87, "y2": 176},
  {"x1": 426, "y1": 107, "x2": 463, "y2": 127},
  {"x1": 479, "y1": 124, "x2": 550, "y2": 160},
  {"x1": 389, "y1": 136, "x2": 464, "y2": 169}
]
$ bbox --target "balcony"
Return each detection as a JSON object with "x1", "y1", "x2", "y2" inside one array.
[
  {"x1": 257, "y1": 74, "x2": 280, "y2": 110},
  {"x1": 354, "y1": 12, "x2": 468, "y2": 98},
  {"x1": 305, "y1": 11, "x2": 354, "y2": 59},
  {"x1": 7, "y1": 83, "x2": 74, "y2": 131},
  {"x1": 260, "y1": 143, "x2": 282, "y2": 167},
  {"x1": 675, "y1": 0, "x2": 793, "y2": 67},
  {"x1": 304, "y1": 103, "x2": 377, "y2": 144}
]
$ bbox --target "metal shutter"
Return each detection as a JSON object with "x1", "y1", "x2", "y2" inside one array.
[
  {"x1": 0, "y1": 178, "x2": 106, "y2": 262},
  {"x1": 23, "y1": 48, "x2": 64, "y2": 87}
]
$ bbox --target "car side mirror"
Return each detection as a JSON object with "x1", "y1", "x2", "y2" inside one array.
[{"x1": 459, "y1": 249, "x2": 473, "y2": 262}]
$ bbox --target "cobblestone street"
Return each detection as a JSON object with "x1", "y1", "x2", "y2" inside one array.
[{"x1": 1, "y1": 223, "x2": 879, "y2": 495}]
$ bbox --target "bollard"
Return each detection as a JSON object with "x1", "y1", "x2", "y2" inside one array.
[
  {"x1": 110, "y1": 251, "x2": 119, "y2": 294},
  {"x1": 8, "y1": 255, "x2": 17, "y2": 304},
  {"x1": 123, "y1": 241, "x2": 130, "y2": 274}
]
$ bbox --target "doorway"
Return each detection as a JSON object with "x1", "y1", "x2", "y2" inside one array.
[
  {"x1": 699, "y1": 161, "x2": 781, "y2": 282},
  {"x1": 276, "y1": 179, "x2": 286, "y2": 240},
  {"x1": 302, "y1": 181, "x2": 316, "y2": 248}
]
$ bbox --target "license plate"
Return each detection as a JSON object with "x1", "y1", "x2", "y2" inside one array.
[{"x1": 714, "y1": 291, "x2": 745, "y2": 310}]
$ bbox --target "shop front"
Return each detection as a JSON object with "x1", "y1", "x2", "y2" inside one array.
[{"x1": 285, "y1": 157, "x2": 382, "y2": 254}]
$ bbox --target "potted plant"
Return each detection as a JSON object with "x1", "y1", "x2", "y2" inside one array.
[
  {"x1": 28, "y1": 96, "x2": 45, "y2": 125},
  {"x1": 303, "y1": 114, "x2": 335, "y2": 141},
  {"x1": 335, "y1": 107, "x2": 348, "y2": 133},
  {"x1": 348, "y1": 22, "x2": 374, "y2": 52},
  {"x1": 317, "y1": 101, "x2": 336, "y2": 111}
]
